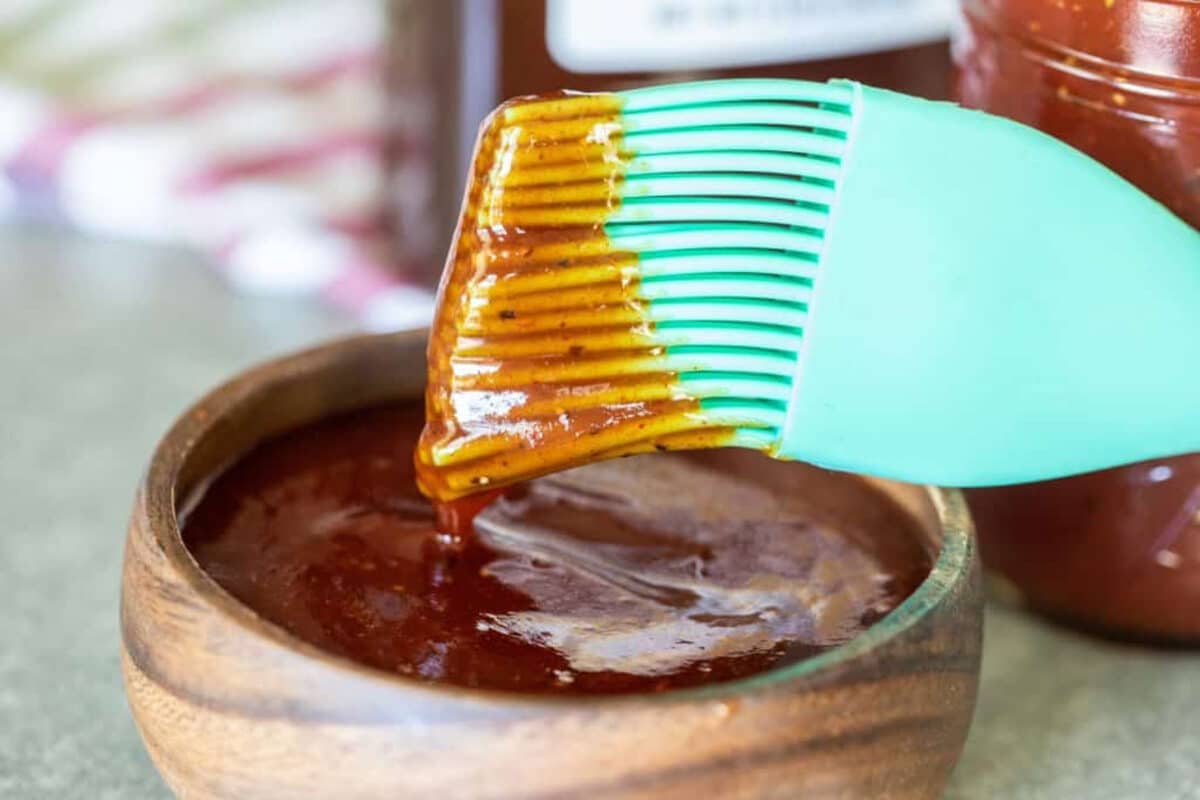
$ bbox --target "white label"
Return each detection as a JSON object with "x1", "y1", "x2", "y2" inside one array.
[{"x1": 546, "y1": 0, "x2": 955, "y2": 74}]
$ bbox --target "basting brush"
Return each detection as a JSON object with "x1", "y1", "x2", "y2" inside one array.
[{"x1": 416, "y1": 79, "x2": 1200, "y2": 502}]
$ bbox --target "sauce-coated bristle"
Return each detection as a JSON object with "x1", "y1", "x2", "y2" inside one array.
[{"x1": 418, "y1": 85, "x2": 851, "y2": 501}]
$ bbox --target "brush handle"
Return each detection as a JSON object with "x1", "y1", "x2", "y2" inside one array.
[{"x1": 778, "y1": 83, "x2": 1200, "y2": 486}]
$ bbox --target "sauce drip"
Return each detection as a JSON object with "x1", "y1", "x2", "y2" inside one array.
[
  {"x1": 434, "y1": 488, "x2": 503, "y2": 540},
  {"x1": 183, "y1": 402, "x2": 932, "y2": 694},
  {"x1": 416, "y1": 91, "x2": 737, "y2": 506}
]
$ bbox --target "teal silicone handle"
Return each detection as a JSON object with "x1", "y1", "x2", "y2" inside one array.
[{"x1": 778, "y1": 83, "x2": 1200, "y2": 485}]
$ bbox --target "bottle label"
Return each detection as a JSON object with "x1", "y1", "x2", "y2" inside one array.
[{"x1": 546, "y1": 0, "x2": 954, "y2": 73}]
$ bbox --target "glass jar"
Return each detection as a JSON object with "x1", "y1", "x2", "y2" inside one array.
[
  {"x1": 955, "y1": 0, "x2": 1200, "y2": 641},
  {"x1": 498, "y1": 0, "x2": 954, "y2": 99},
  {"x1": 389, "y1": 0, "x2": 956, "y2": 286},
  {"x1": 956, "y1": 0, "x2": 1200, "y2": 227}
]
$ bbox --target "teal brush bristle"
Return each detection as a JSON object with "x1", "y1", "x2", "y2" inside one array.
[{"x1": 608, "y1": 80, "x2": 857, "y2": 444}]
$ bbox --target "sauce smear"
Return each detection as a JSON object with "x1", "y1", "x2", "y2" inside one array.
[{"x1": 416, "y1": 91, "x2": 740, "y2": 505}]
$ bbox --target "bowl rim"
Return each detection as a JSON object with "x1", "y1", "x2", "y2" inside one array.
[{"x1": 134, "y1": 330, "x2": 976, "y2": 711}]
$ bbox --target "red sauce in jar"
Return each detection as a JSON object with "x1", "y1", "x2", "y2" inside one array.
[
  {"x1": 957, "y1": 0, "x2": 1200, "y2": 228},
  {"x1": 182, "y1": 402, "x2": 931, "y2": 694},
  {"x1": 956, "y1": 0, "x2": 1200, "y2": 640},
  {"x1": 968, "y1": 461, "x2": 1200, "y2": 639}
]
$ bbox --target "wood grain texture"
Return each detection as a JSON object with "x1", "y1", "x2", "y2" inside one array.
[{"x1": 120, "y1": 332, "x2": 983, "y2": 800}]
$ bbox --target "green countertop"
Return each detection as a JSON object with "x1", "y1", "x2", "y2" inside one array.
[{"x1": 1, "y1": 226, "x2": 1196, "y2": 799}]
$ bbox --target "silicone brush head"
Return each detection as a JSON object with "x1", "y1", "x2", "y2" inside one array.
[{"x1": 417, "y1": 80, "x2": 853, "y2": 501}]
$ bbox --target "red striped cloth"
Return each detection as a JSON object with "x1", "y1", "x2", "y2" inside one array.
[{"x1": 0, "y1": 0, "x2": 434, "y2": 330}]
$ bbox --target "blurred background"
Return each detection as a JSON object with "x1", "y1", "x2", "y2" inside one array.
[
  {"x1": 0, "y1": 0, "x2": 960, "y2": 322},
  {"x1": 2, "y1": 1, "x2": 1197, "y2": 798}
]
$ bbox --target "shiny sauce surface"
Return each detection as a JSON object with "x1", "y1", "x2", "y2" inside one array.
[{"x1": 183, "y1": 403, "x2": 932, "y2": 694}]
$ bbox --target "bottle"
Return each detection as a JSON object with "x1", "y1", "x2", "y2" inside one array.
[
  {"x1": 388, "y1": 0, "x2": 956, "y2": 286},
  {"x1": 955, "y1": 0, "x2": 1200, "y2": 641}
]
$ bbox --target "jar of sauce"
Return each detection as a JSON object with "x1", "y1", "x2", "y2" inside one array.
[
  {"x1": 389, "y1": 0, "x2": 956, "y2": 285},
  {"x1": 955, "y1": 0, "x2": 1200, "y2": 641}
]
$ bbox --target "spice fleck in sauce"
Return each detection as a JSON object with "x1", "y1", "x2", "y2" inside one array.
[
  {"x1": 416, "y1": 92, "x2": 741, "y2": 506},
  {"x1": 184, "y1": 403, "x2": 931, "y2": 694}
]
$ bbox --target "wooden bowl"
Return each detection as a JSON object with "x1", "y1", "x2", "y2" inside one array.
[{"x1": 121, "y1": 332, "x2": 982, "y2": 800}]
